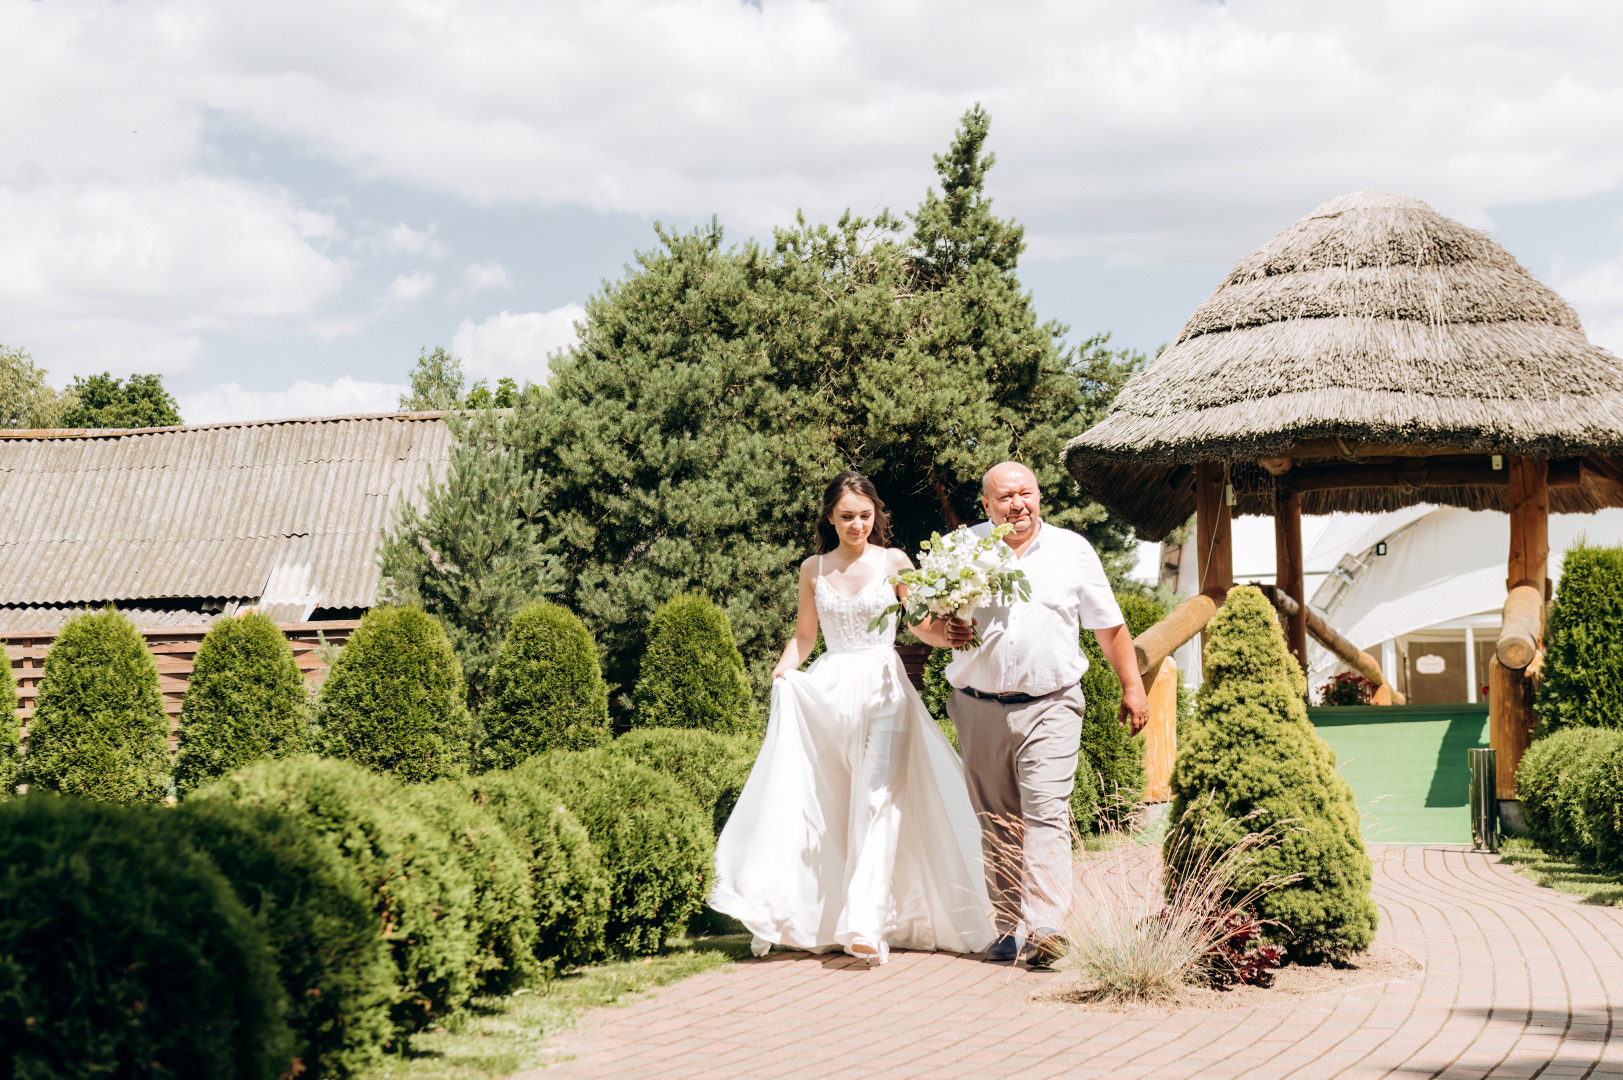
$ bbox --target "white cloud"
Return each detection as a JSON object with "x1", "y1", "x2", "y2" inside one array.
[
  {"x1": 358, "y1": 222, "x2": 446, "y2": 258},
  {"x1": 386, "y1": 270, "x2": 435, "y2": 304},
  {"x1": 451, "y1": 304, "x2": 583, "y2": 383},
  {"x1": 177, "y1": 375, "x2": 408, "y2": 424},
  {"x1": 1554, "y1": 252, "x2": 1623, "y2": 357},
  {"x1": 462, "y1": 261, "x2": 512, "y2": 292}
]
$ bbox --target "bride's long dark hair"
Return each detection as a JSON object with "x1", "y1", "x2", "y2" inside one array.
[{"x1": 816, "y1": 470, "x2": 891, "y2": 554}]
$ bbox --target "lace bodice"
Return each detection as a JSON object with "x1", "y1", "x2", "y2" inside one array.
[{"x1": 814, "y1": 572, "x2": 898, "y2": 654}]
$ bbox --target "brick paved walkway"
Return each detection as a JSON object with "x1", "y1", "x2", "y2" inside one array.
[{"x1": 524, "y1": 847, "x2": 1623, "y2": 1079}]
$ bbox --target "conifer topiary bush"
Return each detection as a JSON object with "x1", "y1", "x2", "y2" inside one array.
[
  {"x1": 517, "y1": 749, "x2": 714, "y2": 957},
  {"x1": 174, "y1": 612, "x2": 311, "y2": 797},
  {"x1": 631, "y1": 593, "x2": 756, "y2": 735},
  {"x1": 1518, "y1": 726, "x2": 1621, "y2": 860},
  {"x1": 317, "y1": 605, "x2": 471, "y2": 783},
  {"x1": 0, "y1": 796, "x2": 294, "y2": 1078},
  {"x1": 608, "y1": 727, "x2": 760, "y2": 833},
  {"x1": 1166, "y1": 586, "x2": 1377, "y2": 964},
  {"x1": 478, "y1": 601, "x2": 609, "y2": 770},
  {"x1": 191, "y1": 756, "x2": 481, "y2": 1030},
  {"x1": 405, "y1": 782, "x2": 540, "y2": 992},
  {"x1": 23, "y1": 608, "x2": 170, "y2": 804},
  {"x1": 1, "y1": 659, "x2": 18, "y2": 798},
  {"x1": 174, "y1": 798, "x2": 397, "y2": 1077},
  {"x1": 1536, "y1": 541, "x2": 1623, "y2": 731},
  {"x1": 455, "y1": 771, "x2": 609, "y2": 976}
]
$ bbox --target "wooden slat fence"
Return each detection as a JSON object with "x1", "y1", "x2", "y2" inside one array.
[{"x1": 7, "y1": 620, "x2": 360, "y2": 752}]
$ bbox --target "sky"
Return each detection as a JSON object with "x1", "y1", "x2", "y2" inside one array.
[{"x1": 4, "y1": 1, "x2": 1623, "y2": 428}]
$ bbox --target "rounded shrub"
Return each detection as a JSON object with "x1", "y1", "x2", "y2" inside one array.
[
  {"x1": 516, "y1": 749, "x2": 714, "y2": 957},
  {"x1": 23, "y1": 608, "x2": 170, "y2": 804},
  {"x1": 1166, "y1": 586, "x2": 1377, "y2": 964},
  {"x1": 1518, "y1": 726, "x2": 1621, "y2": 858},
  {"x1": 174, "y1": 798, "x2": 396, "y2": 1077},
  {"x1": 190, "y1": 756, "x2": 480, "y2": 1030},
  {"x1": 478, "y1": 601, "x2": 610, "y2": 770},
  {"x1": 174, "y1": 612, "x2": 311, "y2": 797},
  {"x1": 406, "y1": 781, "x2": 540, "y2": 993},
  {"x1": 1572, "y1": 735, "x2": 1623, "y2": 870},
  {"x1": 317, "y1": 605, "x2": 471, "y2": 783},
  {"x1": 455, "y1": 771, "x2": 610, "y2": 976},
  {"x1": 630, "y1": 593, "x2": 756, "y2": 735},
  {"x1": 1536, "y1": 541, "x2": 1623, "y2": 731},
  {"x1": 1, "y1": 658, "x2": 18, "y2": 798},
  {"x1": 608, "y1": 727, "x2": 760, "y2": 834},
  {"x1": 0, "y1": 796, "x2": 293, "y2": 1078}
]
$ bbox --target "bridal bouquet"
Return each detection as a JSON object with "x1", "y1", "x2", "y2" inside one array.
[{"x1": 867, "y1": 524, "x2": 1031, "y2": 648}]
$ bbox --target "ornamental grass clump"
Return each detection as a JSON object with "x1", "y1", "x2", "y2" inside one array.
[
  {"x1": 516, "y1": 749, "x2": 714, "y2": 957},
  {"x1": 1167, "y1": 586, "x2": 1377, "y2": 964},
  {"x1": 478, "y1": 601, "x2": 610, "y2": 769},
  {"x1": 317, "y1": 605, "x2": 471, "y2": 783},
  {"x1": 454, "y1": 771, "x2": 610, "y2": 977},
  {"x1": 0, "y1": 796, "x2": 294, "y2": 1079},
  {"x1": 173, "y1": 612, "x2": 311, "y2": 797},
  {"x1": 631, "y1": 593, "x2": 756, "y2": 735},
  {"x1": 173, "y1": 799, "x2": 397, "y2": 1078},
  {"x1": 23, "y1": 608, "x2": 170, "y2": 804},
  {"x1": 608, "y1": 727, "x2": 759, "y2": 834},
  {"x1": 191, "y1": 756, "x2": 481, "y2": 1031},
  {"x1": 1536, "y1": 541, "x2": 1623, "y2": 732}
]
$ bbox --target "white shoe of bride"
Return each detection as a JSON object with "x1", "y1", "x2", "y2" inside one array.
[
  {"x1": 845, "y1": 937, "x2": 889, "y2": 966},
  {"x1": 750, "y1": 935, "x2": 772, "y2": 958}
]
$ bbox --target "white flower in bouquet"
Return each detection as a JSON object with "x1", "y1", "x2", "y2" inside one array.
[{"x1": 868, "y1": 524, "x2": 1032, "y2": 648}]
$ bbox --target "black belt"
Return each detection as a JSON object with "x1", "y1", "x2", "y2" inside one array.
[{"x1": 961, "y1": 686, "x2": 1043, "y2": 705}]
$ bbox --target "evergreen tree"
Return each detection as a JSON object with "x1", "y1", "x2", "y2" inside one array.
[
  {"x1": 317, "y1": 606, "x2": 472, "y2": 782},
  {"x1": 1166, "y1": 587, "x2": 1376, "y2": 963},
  {"x1": 173, "y1": 612, "x2": 312, "y2": 797},
  {"x1": 61, "y1": 372, "x2": 181, "y2": 428},
  {"x1": 22, "y1": 609, "x2": 170, "y2": 804},
  {"x1": 1535, "y1": 541, "x2": 1623, "y2": 731},
  {"x1": 631, "y1": 593, "x2": 757, "y2": 735},
  {"x1": 478, "y1": 601, "x2": 611, "y2": 769},
  {"x1": 380, "y1": 410, "x2": 559, "y2": 704}
]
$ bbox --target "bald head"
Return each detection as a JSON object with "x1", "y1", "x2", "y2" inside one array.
[{"x1": 981, "y1": 461, "x2": 1042, "y2": 545}]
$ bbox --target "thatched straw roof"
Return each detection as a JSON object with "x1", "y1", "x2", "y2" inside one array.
[{"x1": 1064, "y1": 190, "x2": 1623, "y2": 540}]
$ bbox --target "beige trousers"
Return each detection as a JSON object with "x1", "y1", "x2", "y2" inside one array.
[{"x1": 947, "y1": 684, "x2": 1083, "y2": 935}]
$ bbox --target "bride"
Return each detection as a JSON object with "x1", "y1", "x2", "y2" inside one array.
[{"x1": 709, "y1": 471, "x2": 995, "y2": 964}]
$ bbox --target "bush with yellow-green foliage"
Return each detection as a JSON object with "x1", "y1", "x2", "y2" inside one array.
[
  {"x1": 23, "y1": 609, "x2": 170, "y2": 804},
  {"x1": 608, "y1": 727, "x2": 759, "y2": 834},
  {"x1": 477, "y1": 601, "x2": 609, "y2": 770},
  {"x1": 317, "y1": 605, "x2": 471, "y2": 783},
  {"x1": 1166, "y1": 585, "x2": 1376, "y2": 964},
  {"x1": 1, "y1": 660, "x2": 18, "y2": 797},
  {"x1": 173, "y1": 612, "x2": 311, "y2": 797},
  {"x1": 631, "y1": 593, "x2": 756, "y2": 735}
]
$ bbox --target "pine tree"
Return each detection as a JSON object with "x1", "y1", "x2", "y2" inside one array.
[{"x1": 1166, "y1": 587, "x2": 1377, "y2": 963}]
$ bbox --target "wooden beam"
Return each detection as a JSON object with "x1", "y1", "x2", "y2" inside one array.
[
  {"x1": 1195, "y1": 462, "x2": 1234, "y2": 657},
  {"x1": 1497, "y1": 585, "x2": 1544, "y2": 670},
  {"x1": 1275, "y1": 488, "x2": 1308, "y2": 672},
  {"x1": 1497, "y1": 457, "x2": 1549, "y2": 672},
  {"x1": 1133, "y1": 589, "x2": 1225, "y2": 677},
  {"x1": 1281, "y1": 457, "x2": 1582, "y2": 493},
  {"x1": 1488, "y1": 655, "x2": 1535, "y2": 801},
  {"x1": 1141, "y1": 657, "x2": 1179, "y2": 802},
  {"x1": 1258, "y1": 585, "x2": 1406, "y2": 705}
]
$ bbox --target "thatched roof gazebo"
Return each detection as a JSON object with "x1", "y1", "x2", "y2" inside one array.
[{"x1": 1066, "y1": 190, "x2": 1623, "y2": 796}]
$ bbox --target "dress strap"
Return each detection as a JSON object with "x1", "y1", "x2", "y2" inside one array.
[{"x1": 818, "y1": 553, "x2": 823, "y2": 578}]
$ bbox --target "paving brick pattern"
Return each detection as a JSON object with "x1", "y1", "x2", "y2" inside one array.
[{"x1": 523, "y1": 847, "x2": 1623, "y2": 1079}]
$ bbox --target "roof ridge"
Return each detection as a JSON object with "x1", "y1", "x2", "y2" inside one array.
[{"x1": 0, "y1": 409, "x2": 477, "y2": 440}]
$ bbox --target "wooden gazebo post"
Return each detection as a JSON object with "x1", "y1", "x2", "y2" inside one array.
[
  {"x1": 1491, "y1": 457, "x2": 1549, "y2": 798},
  {"x1": 1274, "y1": 488, "x2": 1308, "y2": 673},
  {"x1": 1195, "y1": 463, "x2": 1234, "y2": 654}
]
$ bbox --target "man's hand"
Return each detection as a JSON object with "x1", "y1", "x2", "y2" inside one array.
[
  {"x1": 1119, "y1": 683, "x2": 1149, "y2": 735},
  {"x1": 915, "y1": 614, "x2": 975, "y2": 648},
  {"x1": 944, "y1": 617, "x2": 974, "y2": 647}
]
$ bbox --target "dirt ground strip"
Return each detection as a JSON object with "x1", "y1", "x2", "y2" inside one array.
[{"x1": 520, "y1": 846, "x2": 1623, "y2": 1080}]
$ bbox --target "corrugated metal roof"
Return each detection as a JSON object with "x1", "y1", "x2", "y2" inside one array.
[{"x1": 0, "y1": 412, "x2": 451, "y2": 608}]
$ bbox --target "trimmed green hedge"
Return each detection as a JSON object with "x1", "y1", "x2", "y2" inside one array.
[
  {"x1": 23, "y1": 608, "x2": 170, "y2": 804},
  {"x1": 517, "y1": 749, "x2": 714, "y2": 957},
  {"x1": 1536, "y1": 541, "x2": 1623, "y2": 731},
  {"x1": 174, "y1": 612, "x2": 311, "y2": 797},
  {"x1": 478, "y1": 601, "x2": 610, "y2": 770},
  {"x1": 1, "y1": 659, "x2": 18, "y2": 798},
  {"x1": 631, "y1": 593, "x2": 756, "y2": 735},
  {"x1": 317, "y1": 606, "x2": 471, "y2": 783},
  {"x1": 405, "y1": 782, "x2": 540, "y2": 993},
  {"x1": 608, "y1": 727, "x2": 759, "y2": 834},
  {"x1": 0, "y1": 796, "x2": 294, "y2": 1078},
  {"x1": 190, "y1": 756, "x2": 481, "y2": 1030},
  {"x1": 1075, "y1": 592, "x2": 1161, "y2": 828},
  {"x1": 174, "y1": 799, "x2": 397, "y2": 1077},
  {"x1": 1518, "y1": 726, "x2": 1620, "y2": 857},
  {"x1": 454, "y1": 772, "x2": 610, "y2": 976},
  {"x1": 1167, "y1": 586, "x2": 1377, "y2": 963}
]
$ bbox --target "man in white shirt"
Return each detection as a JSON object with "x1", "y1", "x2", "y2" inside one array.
[{"x1": 915, "y1": 461, "x2": 1147, "y2": 966}]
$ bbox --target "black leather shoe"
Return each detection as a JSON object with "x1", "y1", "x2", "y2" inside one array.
[
  {"x1": 1026, "y1": 928, "x2": 1065, "y2": 969},
  {"x1": 985, "y1": 933, "x2": 1022, "y2": 961}
]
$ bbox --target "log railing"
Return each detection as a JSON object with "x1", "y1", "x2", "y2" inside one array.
[
  {"x1": 1132, "y1": 588, "x2": 1226, "y2": 677},
  {"x1": 1256, "y1": 584, "x2": 1406, "y2": 705}
]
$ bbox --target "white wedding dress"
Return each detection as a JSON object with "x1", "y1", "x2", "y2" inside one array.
[{"x1": 709, "y1": 564, "x2": 995, "y2": 955}]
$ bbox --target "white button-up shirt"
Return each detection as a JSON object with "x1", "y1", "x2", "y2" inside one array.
[{"x1": 944, "y1": 520, "x2": 1124, "y2": 697}]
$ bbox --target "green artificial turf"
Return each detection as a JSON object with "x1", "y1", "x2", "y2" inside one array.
[{"x1": 1307, "y1": 703, "x2": 1489, "y2": 845}]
